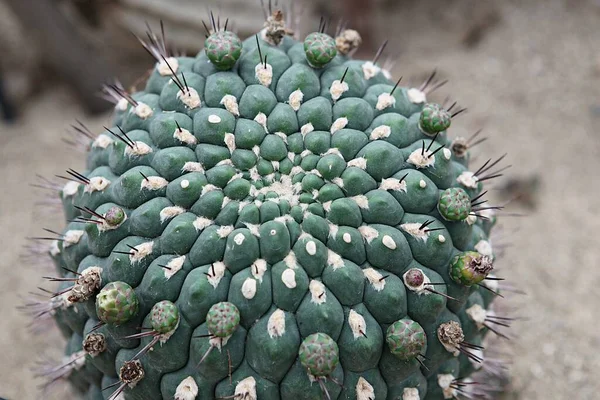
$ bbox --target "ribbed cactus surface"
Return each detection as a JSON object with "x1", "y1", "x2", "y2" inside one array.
[{"x1": 31, "y1": 7, "x2": 509, "y2": 400}]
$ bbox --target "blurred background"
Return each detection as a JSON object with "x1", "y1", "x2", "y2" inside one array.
[{"x1": 0, "y1": 0, "x2": 598, "y2": 398}]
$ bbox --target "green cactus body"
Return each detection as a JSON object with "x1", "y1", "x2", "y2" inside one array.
[{"x1": 35, "y1": 10, "x2": 509, "y2": 400}]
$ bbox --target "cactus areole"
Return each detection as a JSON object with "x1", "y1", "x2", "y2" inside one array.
[{"x1": 31, "y1": 6, "x2": 511, "y2": 400}]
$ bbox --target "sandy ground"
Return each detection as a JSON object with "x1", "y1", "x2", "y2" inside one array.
[{"x1": 1, "y1": 0, "x2": 599, "y2": 399}]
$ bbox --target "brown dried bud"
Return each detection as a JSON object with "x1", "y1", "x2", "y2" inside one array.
[
  {"x1": 263, "y1": 10, "x2": 293, "y2": 46},
  {"x1": 437, "y1": 321, "x2": 465, "y2": 354},
  {"x1": 336, "y1": 29, "x2": 362, "y2": 55},
  {"x1": 67, "y1": 267, "x2": 102, "y2": 303},
  {"x1": 120, "y1": 360, "x2": 145, "y2": 386},
  {"x1": 83, "y1": 333, "x2": 107, "y2": 357}
]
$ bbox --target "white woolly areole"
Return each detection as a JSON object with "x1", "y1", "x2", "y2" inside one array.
[
  {"x1": 358, "y1": 226, "x2": 379, "y2": 244},
  {"x1": 438, "y1": 234, "x2": 446, "y2": 243},
  {"x1": 244, "y1": 223, "x2": 260, "y2": 237},
  {"x1": 84, "y1": 176, "x2": 111, "y2": 193},
  {"x1": 348, "y1": 309, "x2": 367, "y2": 339},
  {"x1": 363, "y1": 268, "x2": 386, "y2": 291},
  {"x1": 407, "y1": 148, "x2": 436, "y2": 169},
  {"x1": 63, "y1": 230, "x2": 84, "y2": 248},
  {"x1": 63, "y1": 181, "x2": 80, "y2": 197},
  {"x1": 370, "y1": 125, "x2": 391, "y2": 140},
  {"x1": 407, "y1": 88, "x2": 426, "y2": 104},
  {"x1": 160, "y1": 206, "x2": 185, "y2": 223},
  {"x1": 403, "y1": 387, "x2": 420, "y2": 400},
  {"x1": 402, "y1": 268, "x2": 432, "y2": 295},
  {"x1": 479, "y1": 207, "x2": 496, "y2": 220},
  {"x1": 234, "y1": 377, "x2": 257, "y2": 400},
  {"x1": 201, "y1": 184, "x2": 220, "y2": 195},
  {"x1": 274, "y1": 132, "x2": 288, "y2": 144},
  {"x1": 193, "y1": 217, "x2": 213, "y2": 231},
  {"x1": 309, "y1": 280, "x2": 327, "y2": 304},
  {"x1": 92, "y1": 134, "x2": 112, "y2": 149},
  {"x1": 129, "y1": 241, "x2": 153, "y2": 263},
  {"x1": 465, "y1": 215, "x2": 477, "y2": 225},
  {"x1": 475, "y1": 240, "x2": 493, "y2": 257},
  {"x1": 207, "y1": 262, "x2": 226, "y2": 288},
  {"x1": 50, "y1": 240, "x2": 61, "y2": 256},
  {"x1": 469, "y1": 348, "x2": 484, "y2": 369},
  {"x1": 254, "y1": 112, "x2": 268, "y2": 132},
  {"x1": 307, "y1": 169, "x2": 323, "y2": 178},
  {"x1": 327, "y1": 250, "x2": 345, "y2": 270},
  {"x1": 268, "y1": 309, "x2": 286, "y2": 338},
  {"x1": 241, "y1": 278, "x2": 257, "y2": 299},
  {"x1": 376, "y1": 93, "x2": 396, "y2": 110},
  {"x1": 466, "y1": 304, "x2": 487, "y2": 330},
  {"x1": 210, "y1": 334, "x2": 231, "y2": 351},
  {"x1": 251, "y1": 259, "x2": 267, "y2": 282},
  {"x1": 141, "y1": 176, "x2": 168, "y2": 191},
  {"x1": 125, "y1": 141, "x2": 153, "y2": 157},
  {"x1": 164, "y1": 256, "x2": 186, "y2": 280},
  {"x1": 182, "y1": 162, "x2": 204, "y2": 172},
  {"x1": 382, "y1": 234, "x2": 397, "y2": 250},
  {"x1": 220, "y1": 94, "x2": 240, "y2": 116},
  {"x1": 208, "y1": 114, "x2": 221, "y2": 124},
  {"x1": 457, "y1": 171, "x2": 479, "y2": 189},
  {"x1": 281, "y1": 268, "x2": 297, "y2": 288},
  {"x1": 323, "y1": 148, "x2": 344, "y2": 158},
  {"x1": 284, "y1": 251, "x2": 298, "y2": 269},
  {"x1": 116, "y1": 98, "x2": 128, "y2": 111},
  {"x1": 255, "y1": 63, "x2": 273, "y2": 87},
  {"x1": 443, "y1": 148, "x2": 452, "y2": 160},
  {"x1": 351, "y1": 378, "x2": 374, "y2": 400},
  {"x1": 342, "y1": 232, "x2": 351, "y2": 243},
  {"x1": 330, "y1": 117, "x2": 348, "y2": 133},
  {"x1": 482, "y1": 273, "x2": 499, "y2": 291},
  {"x1": 288, "y1": 89, "x2": 304, "y2": 111},
  {"x1": 253, "y1": 176, "x2": 302, "y2": 207},
  {"x1": 227, "y1": 173, "x2": 244, "y2": 185},
  {"x1": 301, "y1": 123, "x2": 314, "y2": 136},
  {"x1": 348, "y1": 157, "x2": 367, "y2": 170},
  {"x1": 330, "y1": 80, "x2": 349, "y2": 102},
  {"x1": 221, "y1": 196, "x2": 232, "y2": 209},
  {"x1": 419, "y1": 179, "x2": 427, "y2": 188},
  {"x1": 173, "y1": 127, "x2": 197, "y2": 145},
  {"x1": 174, "y1": 376, "x2": 198, "y2": 400},
  {"x1": 134, "y1": 102, "x2": 153, "y2": 119},
  {"x1": 305, "y1": 240, "x2": 317, "y2": 255},
  {"x1": 180, "y1": 180, "x2": 190, "y2": 189},
  {"x1": 380, "y1": 178, "x2": 407, "y2": 192},
  {"x1": 361, "y1": 61, "x2": 381, "y2": 80},
  {"x1": 352, "y1": 195, "x2": 369, "y2": 209},
  {"x1": 177, "y1": 88, "x2": 201, "y2": 109},
  {"x1": 157, "y1": 57, "x2": 179, "y2": 76},
  {"x1": 217, "y1": 225, "x2": 234, "y2": 238},
  {"x1": 400, "y1": 223, "x2": 430, "y2": 242},
  {"x1": 437, "y1": 374, "x2": 457, "y2": 399}
]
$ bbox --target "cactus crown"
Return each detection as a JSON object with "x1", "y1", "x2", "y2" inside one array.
[{"x1": 27, "y1": 4, "x2": 511, "y2": 400}]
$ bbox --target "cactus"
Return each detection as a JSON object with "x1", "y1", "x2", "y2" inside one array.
[{"x1": 26, "y1": 5, "x2": 513, "y2": 400}]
